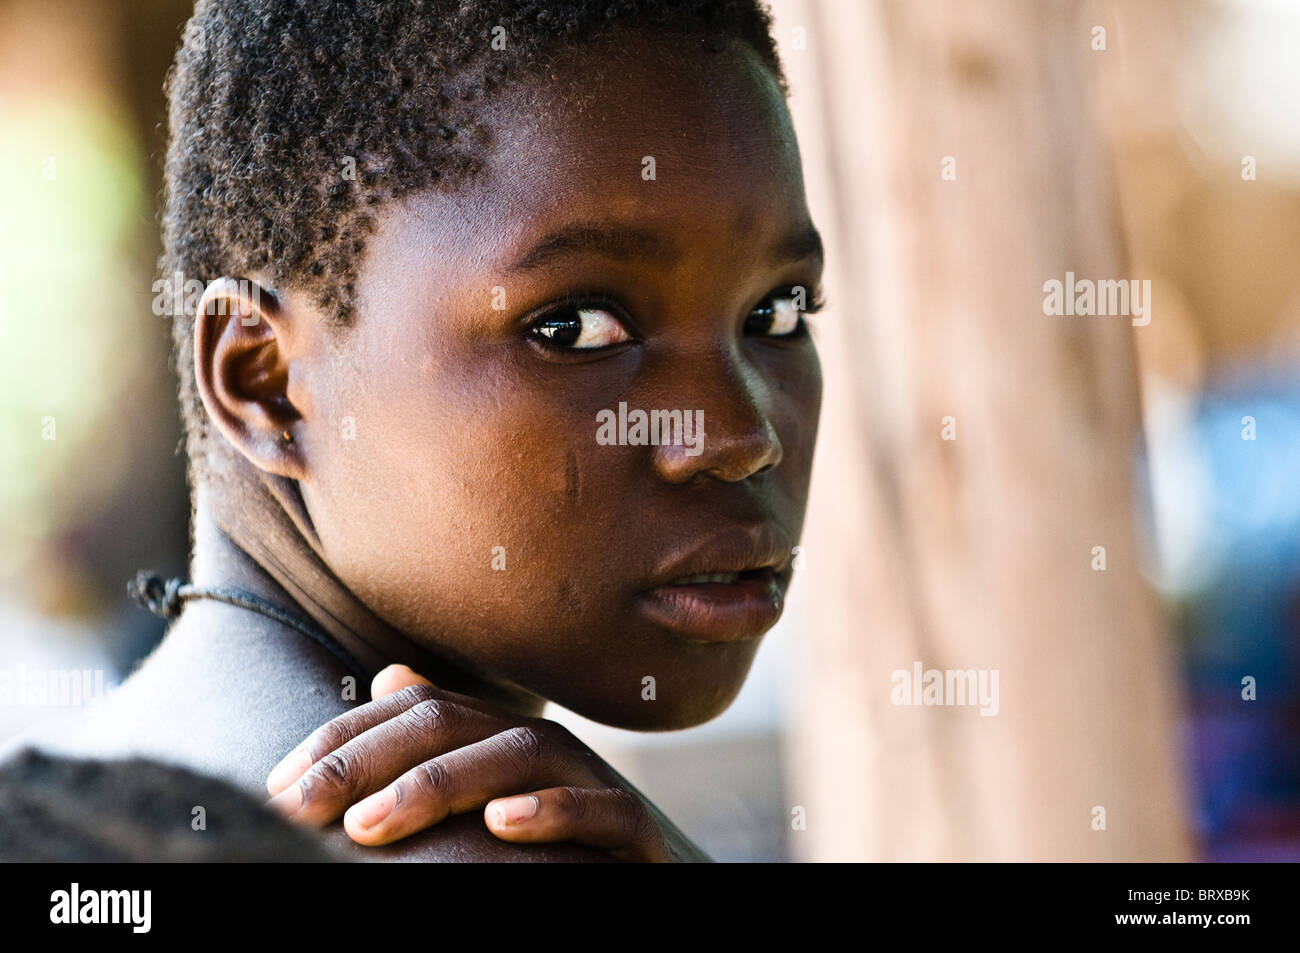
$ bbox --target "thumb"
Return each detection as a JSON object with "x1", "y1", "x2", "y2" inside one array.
[{"x1": 370, "y1": 663, "x2": 435, "y2": 699}]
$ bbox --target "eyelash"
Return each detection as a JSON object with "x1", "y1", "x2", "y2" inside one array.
[
  {"x1": 524, "y1": 293, "x2": 632, "y2": 353},
  {"x1": 746, "y1": 285, "x2": 827, "y2": 341},
  {"x1": 524, "y1": 285, "x2": 826, "y2": 352}
]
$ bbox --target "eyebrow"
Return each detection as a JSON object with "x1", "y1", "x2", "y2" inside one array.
[
  {"x1": 775, "y1": 224, "x2": 824, "y2": 266},
  {"x1": 506, "y1": 224, "x2": 678, "y2": 274},
  {"x1": 504, "y1": 221, "x2": 824, "y2": 274}
]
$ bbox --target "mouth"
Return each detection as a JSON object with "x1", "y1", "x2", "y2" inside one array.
[
  {"x1": 667, "y1": 571, "x2": 748, "y2": 585},
  {"x1": 636, "y1": 526, "x2": 793, "y2": 642}
]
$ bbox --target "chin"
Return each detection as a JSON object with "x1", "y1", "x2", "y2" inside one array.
[{"x1": 555, "y1": 668, "x2": 752, "y2": 732}]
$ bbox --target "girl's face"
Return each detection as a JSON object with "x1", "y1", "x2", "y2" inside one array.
[{"x1": 297, "y1": 33, "x2": 823, "y2": 729}]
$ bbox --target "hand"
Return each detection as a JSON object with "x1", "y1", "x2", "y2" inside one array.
[{"x1": 265, "y1": 664, "x2": 688, "y2": 862}]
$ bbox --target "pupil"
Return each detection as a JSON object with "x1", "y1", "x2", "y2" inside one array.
[
  {"x1": 747, "y1": 302, "x2": 776, "y2": 334},
  {"x1": 536, "y1": 314, "x2": 582, "y2": 346}
]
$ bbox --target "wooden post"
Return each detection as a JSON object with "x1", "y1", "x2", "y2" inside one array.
[{"x1": 772, "y1": 0, "x2": 1195, "y2": 860}]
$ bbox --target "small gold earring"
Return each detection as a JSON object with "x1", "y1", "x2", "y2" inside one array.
[{"x1": 282, "y1": 431, "x2": 293, "y2": 444}]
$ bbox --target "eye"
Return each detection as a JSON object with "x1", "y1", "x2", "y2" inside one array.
[
  {"x1": 747, "y1": 297, "x2": 801, "y2": 337},
  {"x1": 745, "y1": 287, "x2": 819, "y2": 338},
  {"x1": 528, "y1": 305, "x2": 631, "y2": 350},
  {"x1": 743, "y1": 286, "x2": 821, "y2": 338}
]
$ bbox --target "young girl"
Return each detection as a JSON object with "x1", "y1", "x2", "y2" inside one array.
[{"x1": 31, "y1": 0, "x2": 824, "y2": 861}]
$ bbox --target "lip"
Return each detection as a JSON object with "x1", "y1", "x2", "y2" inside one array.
[{"x1": 636, "y1": 524, "x2": 794, "y2": 642}]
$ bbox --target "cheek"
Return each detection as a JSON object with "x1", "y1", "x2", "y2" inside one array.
[
  {"x1": 795, "y1": 355, "x2": 824, "y2": 464},
  {"x1": 304, "y1": 347, "x2": 631, "y2": 638},
  {"x1": 762, "y1": 348, "x2": 823, "y2": 490}
]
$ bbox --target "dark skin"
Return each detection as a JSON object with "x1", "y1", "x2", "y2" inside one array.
[{"x1": 37, "y1": 30, "x2": 823, "y2": 861}]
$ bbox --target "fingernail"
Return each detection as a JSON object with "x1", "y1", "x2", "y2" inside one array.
[
  {"x1": 350, "y1": 787, "x2": 398, "y2": 830},
  {"x1": 267, "y1": 748, "x2": 313, "y2": 795},
  {"x1": 490, "y1": 795, "x2": 539, "y2": 827},
  {"x1": 267, "y1": 782, "x2": 304, "y2": 818}
]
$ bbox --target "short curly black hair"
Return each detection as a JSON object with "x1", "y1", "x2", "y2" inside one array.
[
  {"x1": 0, "y1": 748, "x2": 339, "y2": 861},
  {"x1": 161, "y1": 0, "x2": 786, "y2": 489}
]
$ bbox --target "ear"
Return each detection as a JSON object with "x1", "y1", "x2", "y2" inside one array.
[{"x1": 193, "y1": 277, "x2": 307, "y2": 481}]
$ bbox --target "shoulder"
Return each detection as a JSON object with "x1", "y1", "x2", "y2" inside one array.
[{"x1": 38, "y1": 607, "x2": 361, "y2": 792}]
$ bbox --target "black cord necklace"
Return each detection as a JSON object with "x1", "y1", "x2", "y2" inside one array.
[{"x1": 127, "y1": 570, "x2": 367, "y2": 683}]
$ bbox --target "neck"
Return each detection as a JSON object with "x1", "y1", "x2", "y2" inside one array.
[{"x1": 189, "y1": 465, "x2": 544, "y2": 717}]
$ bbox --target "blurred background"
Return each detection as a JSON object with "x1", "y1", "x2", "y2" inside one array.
[{"x1": 1, "y1": 0, "x2": 1297, "y2": 861}]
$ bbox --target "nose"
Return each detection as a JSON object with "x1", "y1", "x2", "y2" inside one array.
[{"x1": 651, "y1": 350, "x2": 784, "y2": 484}]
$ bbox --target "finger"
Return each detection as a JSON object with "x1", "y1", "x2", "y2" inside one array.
[
  {"x1": 484, "y1": 787, "x2": 671, "y2": 862},
  {"x1": 343, "y1": 726, "x2": 590, "y2": 845},
  {"x1": 268, "y1": 697, "x2": 510, "y2": 826},
  {"x1": 266, "y1": 674, "x2": 546, "y2": 797},
  {"x1": 370, "y1": 663, "x2": 434, "y2": 700},
  {"x1": 266, "y1": 683, "x2": 442, "y2": 796}
]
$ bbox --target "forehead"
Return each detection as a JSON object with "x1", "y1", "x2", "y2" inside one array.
[
  {"x1": 485, "y1": 32, "x2": 800, "y2": 207},
  {"x1": 359, "y1": 32, "x2": 811, "y2": 312},
  {"x1": 428, "y1": 36, "x2": 797, "y2": 226}
]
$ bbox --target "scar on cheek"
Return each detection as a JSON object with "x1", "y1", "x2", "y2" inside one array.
[
  {"x1": 556, "y1": 576, "x2": 580, "y2": 609},
  {"x1": 564, "y1": 450, "x2": 581, "y2": 502}
]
